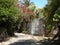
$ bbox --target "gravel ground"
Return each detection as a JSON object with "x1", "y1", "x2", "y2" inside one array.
[{"x1": 0, "y1": 33, "x2": 50, "y2": 45}]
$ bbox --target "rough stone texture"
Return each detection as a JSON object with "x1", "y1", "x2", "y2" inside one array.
[{"x1": 0, "y1": 27, "x2": 8, "y2": 42}]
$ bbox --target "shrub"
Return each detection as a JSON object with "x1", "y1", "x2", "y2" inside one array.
[{"x1": 0, "y1": 0, "x2": 20, "y2": 36}]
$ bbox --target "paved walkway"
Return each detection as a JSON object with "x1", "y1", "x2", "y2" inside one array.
[{"x1": 0, "y1": 33, "x2": 50, "y2": 45}]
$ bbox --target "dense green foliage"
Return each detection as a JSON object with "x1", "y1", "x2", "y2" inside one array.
[
  {"x1": 44, "y1": 0, "x2": 60, "y2": 29},
  {"x1": 0, "y1": 0, "x2": 20, "y2": 36}
]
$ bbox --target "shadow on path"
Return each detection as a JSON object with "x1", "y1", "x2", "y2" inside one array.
[
  {"x1": 9, "y1": 40, "x2": 42, "y2": 45},
  {"x1": 9, "y1": 38, "x2": 60, "y2": 45}
]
